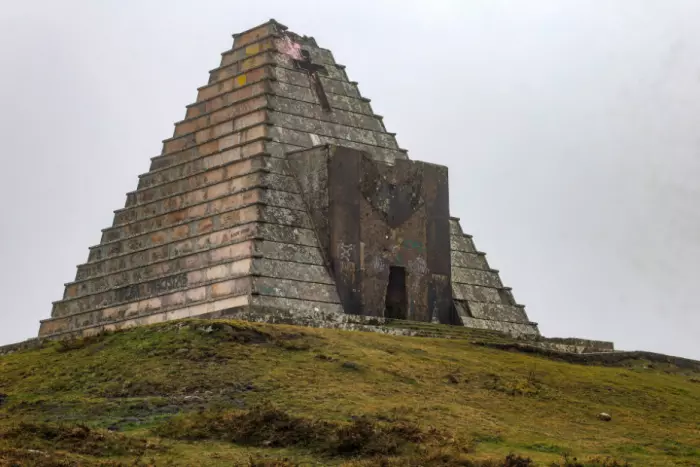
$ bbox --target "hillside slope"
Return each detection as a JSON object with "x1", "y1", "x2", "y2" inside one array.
[{"x1": 0, "y1": 320, "x2": 698, "y2": 466}]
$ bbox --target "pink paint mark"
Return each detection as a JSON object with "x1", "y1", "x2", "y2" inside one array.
[{"x1": 274, "y1": 35, "x2": 303, "y2": 60}]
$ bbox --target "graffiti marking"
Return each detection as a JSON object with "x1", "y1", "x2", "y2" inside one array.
[{"x1": 337, "y1": 242, "x2": 354, "y2": 262}]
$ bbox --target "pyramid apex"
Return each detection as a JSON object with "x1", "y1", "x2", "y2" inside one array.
[{"x1": 232, "y1": 18, "x2": 287, "y2": 38}]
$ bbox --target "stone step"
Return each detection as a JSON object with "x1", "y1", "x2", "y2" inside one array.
[
  {"x1": 268, "y1": 94, "x2": 385, "y2": 133},
  {"x1": 452, "y1": 283, "x2": 506, "y2": 304},
  {"x1": 270, "y1": 56, "x2": 346, "y2": 82},
  {"x1": 270, "y1": 80, "x2": 374, "y2": 117},
  {"x1": 268, "y1": 110, "x2": 398, "y2": 150},
  {"x1": 459, "y1": 314, "x2": 539, "y2": 337},
  {"x1": 67, "y1": 240, "x2": 256, "y2": 299},
  {"x1": 125, "y1": 153, "x2": 285, "y2": 209},
  {"x1": 42, "y1": 277, "x2": 253, "y2": 338},
  {"x1": 268, "y1": 58, "x2": 358, "y2": 97},
  {"x1": 161, "y1": 109, "x2": 268, "y2": 156},
  {"x1": 183, "y1": 81, "x2": 269, "y2": 130},
  {"x1": 467, "y1": 302, "x2": 529, "y2": 324},
  {"x1": 55, "y1": 253, "x2": 335, "y2": 318},
  {"x1": 102, "y1": 186, "x2": 305, "y2": 244},
  {"x1": 54, "y1": 257, "x2": 255, "y2": 318},
  {"x1": 172, "y1": 93, "x2": 269, "y2": 140},
  {"x1": 86, "y1": 208, "x2": 318, "y2": 267},
  {"x1": 252, "y1": 276, "x2": 339, "y2": 303},
  {"x1": 78, "y1": 227, "x2": 249, "y2": 281},
  {"x1": 209, "y1": 38, "x2": 277, "y2": 84},
  {"x1": 451, "y1": 266, "x2": 503, "y2": 289},
  {"x1": 196, "y1": 62, "x2": 270, "y2": 103},
  {"x1": 450, "y1": 234, "x2": 476, "y2": 253},
  {"x1": 88, "y1": 206, "x2": 258, "y2": 264},
  {"x1": 139, "y1": 139, "x2": 267, "y2": 193},
  {"x1": 450, "y1": 251, "x2": 490, "y2": 270},
  {"x1": 75, "y1": 226, "x2": 324, "y2": 284},
  {"x1": 248, "y1": 295, "x2": 343, "y2": 316},
  {"x1": 116, "y1": 167, "x2": 298, "y2": 227},
  {"x1": 226, "y1": 21, "x2": 279, "y2": 58},
  {"x1": 209, "y1": 45, "x2": 346, "y2": 92},
  {"x1": 268, "y1": 125, "x2": 406, "y2": 164}
]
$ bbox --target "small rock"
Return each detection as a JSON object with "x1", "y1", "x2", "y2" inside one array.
[
  {"x1": 107, "y1": 425, "x2": 119, "y2": 432},
  {"x1": 183, "y1": 395, "x2": 204, "y2": 402},
  {"x1": 447, "y1": 374, "x2": 460, "y2": 384},
  {"x1": 598, "y1": 412, "x2": 612, "y2": 421},
  {"x1": 342, "y1": 361, "x2": 360, "y2": 371}
]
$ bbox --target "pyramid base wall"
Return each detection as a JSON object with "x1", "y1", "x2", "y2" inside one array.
[
  {"x1": 458, "y1": 316, "x2": 540, "y2": 338},
  {"x1": 31, "y1": 296, "x2": 615, "y2": 356}
]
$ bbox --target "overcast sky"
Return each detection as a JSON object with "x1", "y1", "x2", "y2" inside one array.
[{"x1": 1, "y1": 1, "x2": 699, "y2": 359}]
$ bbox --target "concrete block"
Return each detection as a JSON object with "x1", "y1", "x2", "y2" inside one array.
[
  {"x1": 467, "y1": 302, "x2": 530, "y2": 324},
  {"x1": 451, "y1": 251, "x2": 489, "y2": 270},
  {"x1": 251, "y1": 258, "x2": 334, "y2": 284},
  {"x1": 185, "y1": 82, "x2": 267, "y2": 121},
  {"x1": 452, "y1": 283, "x2": 503, "y2": 303},
  {"x1": 451, "y1": 267, "x2": 503, "y2": 289},
  {"x1": 253, "y1": 276, "x2": 339, "y2": 303}
]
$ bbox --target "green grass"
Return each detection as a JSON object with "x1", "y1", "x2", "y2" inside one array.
[{"x1": 0, "y1": 319, "x2": 698, "y2": 466}]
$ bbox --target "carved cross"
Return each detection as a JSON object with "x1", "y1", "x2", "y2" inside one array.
[{"x1": 294, "y1": 49, "x2": 332, "y2": 111}]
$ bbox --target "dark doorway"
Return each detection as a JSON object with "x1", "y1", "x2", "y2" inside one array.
[{"x1": 385, "y1": 266, "x2": 408, "y2": 319}]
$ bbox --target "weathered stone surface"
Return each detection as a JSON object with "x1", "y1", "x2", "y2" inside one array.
[
  {"x1": 451, "y1": 267, "x2": 503, "y2": 288},
  {"x1": 184, "y1": 82, "x2": 269, "y2": 121},
  {"x1": 140, "y1": 139, "x2": 267, "y2": 190},
  {"x1": 268, "y1": 112, "x2": 397, "y2": 149},
  {"x1": 39, "y1": 19, "x2": 544, "y2": 343},
  {"x1": 268, "y1": 95, "x2": 385, "y2": 132},
  {"x1": 173, "y1": 94, "x2": 269, "y2": 138},
  {"x1": 451, "y1": 252, "x2": 489, "y2": 270},
  {"x1": 450, "y1": 235, "x2": 476, "y2": 253},
  {"x1": 253, "y1": 276, "x2": 339, "y2": 303},
  {"x1": 460, "y1": 316, "x2": 539, "y2": 337},
  {"x1": 452, "y1": 283, "x2": 503, "y2": 303},
  {"x1": 196, "y1": 66, "x2": 270, "y2": 103},
  {"x1": 253, "y1": 240, "x2": 325, "y2": 265},
  {"x1": 126, "y1": 154, "x2": 287, "y2": 209},
  {"x1": 271, "y1": 80, "x2": 374, "y2": 115},
  {"x1": 87, "y1": 204, "x2": 260, "y2": 263},
  {"x1": 467, "y1": 302, "x2": 530, "y2": 324},
  {"x1": 66, "y1": 241, "x2": 256, "y2": 299},
  {"x1": 268, "y1": 126, "x2": 404, "y2": 164},
  {"x1": 251, "y1": 258, "x2": 334, "y2": 284}
]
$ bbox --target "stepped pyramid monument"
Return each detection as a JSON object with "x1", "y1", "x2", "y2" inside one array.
[{"x1": 38, "y1": 19, "x2": 543, "y2": 340}]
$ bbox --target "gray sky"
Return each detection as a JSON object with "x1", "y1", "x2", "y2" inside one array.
[{"x1": 1, "y1": 0, "x2": 699, "y2": 360}]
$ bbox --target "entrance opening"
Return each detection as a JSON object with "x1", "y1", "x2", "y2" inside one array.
[{"x1": 385, "y1": 266, "x2": 408, "y2": 319}]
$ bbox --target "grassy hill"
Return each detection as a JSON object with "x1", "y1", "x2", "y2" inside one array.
[{"x1": 0, "y1": 320, "x2": 699, "y2": 466}]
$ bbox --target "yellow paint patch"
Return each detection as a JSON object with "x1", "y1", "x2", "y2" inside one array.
[
  {"x1": 245, "y1": 44, "x2": 260, "y2": 55},
  {"x1": 235, "y1": 74, "x2": 247, "y2": 87}
]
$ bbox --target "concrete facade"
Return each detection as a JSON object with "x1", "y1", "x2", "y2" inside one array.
[{"x1": 39, "y1": 19, "x2": 541, "y2": 339}]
